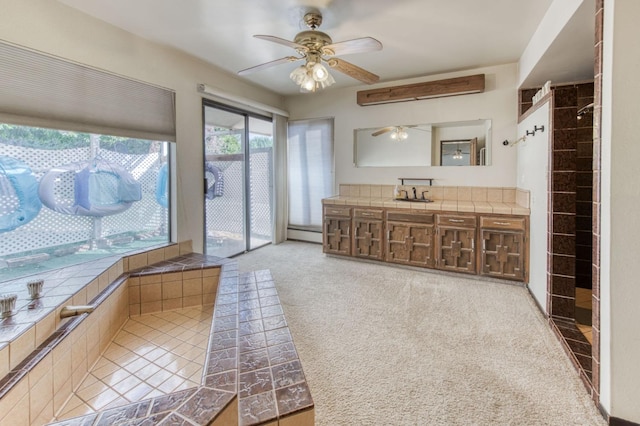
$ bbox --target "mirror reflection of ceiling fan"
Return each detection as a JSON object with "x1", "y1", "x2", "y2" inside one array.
[
  {"x1": 444, "y1": 146, "x2": 470, "y2": 159},
  {"x1": 372, "y1": 125, "x2": 431, "y2": 141},
  {"x1": 238, "y1": 11, "x2": 382, "y2": 92}
]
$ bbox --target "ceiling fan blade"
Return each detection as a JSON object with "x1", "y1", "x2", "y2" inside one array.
[
  {"x1": 254, "y1": 35, "x2": 308, "y2": 52},
  {"x1": 323, "y1": 37, "x2": 383, "y2": 56},
  {"x1": 371, "y1": 127, "x2": 395, "y2": 137},
  {"x1": 238, "y1": 56, "x2": 302, "y2": 75},
  {"x1": 326, "y1": 58, "x2": 379, "y2": 84}
]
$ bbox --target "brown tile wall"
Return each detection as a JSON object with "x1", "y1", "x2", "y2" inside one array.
[
  {"x1": 526, "y1": 0, "x2": 603, "y2": 407},
  {"x1": 519, "y1": 88, "x2": 540, "y2": 116},
  {"x1": 546, "y1": 82, "x2": 593, "y2": 321},
  {"x1": 576, "y1": 83, "x2": 595, "y2": 290},
  {"x1": 549, "y1": 86, "x2": 574, "y2": 321}
]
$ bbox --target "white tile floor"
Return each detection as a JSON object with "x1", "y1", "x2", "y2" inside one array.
[{"x1": 56, "y1": 306, "x2": 213, "y2": 421}]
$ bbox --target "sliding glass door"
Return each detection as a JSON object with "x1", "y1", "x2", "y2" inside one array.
[{"x1": 203, "y1": 101, "x2": 273, "y2": 257}]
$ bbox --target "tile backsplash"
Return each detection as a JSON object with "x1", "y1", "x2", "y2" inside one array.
[{"x1": 338, "y1": 184, "x2": 530, "y2": 208}]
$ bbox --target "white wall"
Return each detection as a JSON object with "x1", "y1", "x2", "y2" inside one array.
[
  {"x1": 0, "y1": 0, "x2": 284, "y2": 253},
  {"x1": 285, "y1": 63, "x2": 519, "y2": 191},
  {"x1": 518, "y1": 0, "x2": 585, "y2": 87},
  {"x1": 516, "y1": 101, "x2": 551, "y2": 312},
  {"x1": 600, "y1": 0, "x2": 640, "y2": 421}
]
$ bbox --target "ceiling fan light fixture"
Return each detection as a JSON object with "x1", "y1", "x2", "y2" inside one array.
[
  {"x1": 291, "y1": 60, "x2": 335, "y2": 92},
  {"x1": 289, "y1": 65, "x2": 308, "y2": 85},
  {"x1": 301, "y1": 74, "x2": 317, "y2": 92},
  {"x1": 311, "y1": 62, "x2": 329, "y2": 82},
  {"x1": 317, "y1": 69, "x2": 335, "y2": 88}
]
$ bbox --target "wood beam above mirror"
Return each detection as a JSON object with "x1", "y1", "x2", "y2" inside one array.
[{"x1": 357, "y1": 74, "x2": 485, "y2": 106}]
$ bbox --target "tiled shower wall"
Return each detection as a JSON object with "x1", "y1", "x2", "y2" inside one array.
[
  {"x1": 591, "y1": 0, "x2": 604, "y2": 403},
  {"x1": 574, "y1": 85, "x2": 595, "y2": 291},
  {"x1": 516, "y1": 0, "x2": 604, "y2": 406},
  {"x1": 550, "y1": 82, "x2": 594, "y2": 320}
]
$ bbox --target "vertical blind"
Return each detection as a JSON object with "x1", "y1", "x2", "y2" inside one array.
[
  {"x1": 287, "y1": 118, "x2": 334, "y2": 230},
  {"x1": 0, "y1": 41, "x2": 176, "y2": 142}
]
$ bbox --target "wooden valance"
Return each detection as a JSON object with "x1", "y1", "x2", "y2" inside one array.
[{"x1": 357, "y1": 74, "x2": 485, "y2": 106}]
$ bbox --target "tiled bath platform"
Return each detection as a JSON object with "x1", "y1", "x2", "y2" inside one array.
[{"x1": 0, "y1": 248, "x2": 313, "y2": 425}]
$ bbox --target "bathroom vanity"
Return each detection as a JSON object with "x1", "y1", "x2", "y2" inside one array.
[{"x1": 322, "y1": 185, "x2": 530, "y2": 282}]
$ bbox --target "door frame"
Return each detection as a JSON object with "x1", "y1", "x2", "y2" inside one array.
[{"x1": 202, "y1": 99, "x2": 273, "y2": 256}]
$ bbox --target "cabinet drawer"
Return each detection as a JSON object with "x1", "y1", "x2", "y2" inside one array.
[
  {"x1": 354, "y1": 208, "x2": 383, "y2": 220},
  {"x1": 437, "y1": 214, "x2": 477, "y2": 228},
  {"x1": 324, "y1": 205, "x2": 351, "y2": 217},
  {"x1": 480, "y1": 216, "x2": 526, "y2": 231},
  {"x1": 386, "y1": 211, "x2": 434, "y2": 224}
]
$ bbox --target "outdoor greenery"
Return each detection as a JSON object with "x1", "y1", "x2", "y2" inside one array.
[
  {"x1": 205, "y1": 126, "x2": 273, "y2": 155},
  {"x1": 0, "y1": 123, "x2": 153, "y2": 153},
  {"x1": 0, "y1": 123, "x2": 269, "y2": 156}
]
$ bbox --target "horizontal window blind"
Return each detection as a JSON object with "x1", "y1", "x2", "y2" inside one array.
[
  {"x1": 287, "y1": 118, "x2": 334, "y2": 230},
  {"x1": 0, "y1": 41, "x2": 176, "y2": 142}
]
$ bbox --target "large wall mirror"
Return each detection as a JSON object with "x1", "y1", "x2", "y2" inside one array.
[{"x1": 354, "y1": 119, "x2": 491, "y2": 167}]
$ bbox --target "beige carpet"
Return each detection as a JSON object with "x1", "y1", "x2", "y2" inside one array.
[{"x1": 237, "y1": 241, "x2": 605, "y2": 425}]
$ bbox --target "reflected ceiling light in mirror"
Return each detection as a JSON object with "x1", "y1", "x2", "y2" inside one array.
[
  {"x1": 390, "y1": 126, "x2": 408, "y2": 141},
  {"x1": 452, "y1": 147, "x2": 464, "y2": 160},
  {"x1": 355, "y1": 119, "x2": 490, "y2": 168}
]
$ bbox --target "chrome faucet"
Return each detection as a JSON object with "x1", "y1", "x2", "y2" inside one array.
[
  {"x1": 0, "y1": 294, "x2": 17, "y2": 318},
  {"x1": 60, "y1": 305, "x2": 95, "y2": 319},
  {"x1": 421, "y1": 190, "x2": 430, "y2": 200},
  {"x1": 398, "y1": 189, "x2": 409, "y2": 200}
]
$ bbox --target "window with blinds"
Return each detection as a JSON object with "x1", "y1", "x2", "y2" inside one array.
[
  {"x1": 0, "y1": 41, "x2": 174, "y2": 283},
  {"x1": 0, "y1": 41, "x2": 175, "y2": 142},
  {"x1": 287, "y1": 118, "x2": 334, "y2": 231}
]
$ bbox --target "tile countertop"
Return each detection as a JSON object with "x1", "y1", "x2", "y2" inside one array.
[{"x1": 322, "y1": 196, "x2": 530, "y2": 216}]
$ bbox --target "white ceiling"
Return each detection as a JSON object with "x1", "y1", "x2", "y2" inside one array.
[{"x1": 56, "y1": 0, "x2": 594, "y2": 95}]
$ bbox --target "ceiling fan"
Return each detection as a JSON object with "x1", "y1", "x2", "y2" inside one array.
[
  {"x1": 443, "y1": 145, "x2": 470, "y2": 159},
  {"x1": 372, "y1": 125, "x2": 430, "y2": 141},
  {"x1": 238, "y1": 11, "x2": 382, "y2": 92}
]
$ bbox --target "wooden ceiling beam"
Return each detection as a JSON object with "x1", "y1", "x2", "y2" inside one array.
[{"x1": 356, "y1": 74, "x2": 485, "y2": 106}]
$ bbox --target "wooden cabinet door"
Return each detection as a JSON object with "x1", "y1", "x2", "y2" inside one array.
[
  {"x1": 353, "y1": 219, "x2": 384, "y2": 260},
  {"x1": 385, "y1": 221, "x2": 435, "y2": 267},
  {"x1": 436, "y1": 226, "x2": 476, "y2": 273},
  {"x1": 323, "y1": 217, "x2": 351, "y2": 256},
  {"x1": 481, "y1": 229, "x2": 525, "y2": 280}
]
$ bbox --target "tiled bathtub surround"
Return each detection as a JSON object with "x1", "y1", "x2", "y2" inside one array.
[
  {"x1": 0, "y1": 241, "x2": 192, "y2": 380},
  {"x1": 127, "y1": 257, "x2": 220, "y2": 316},
  {"x1": 0, "y1": 274, "x2": 129, "y2": 425},
  {"x1": 45, "y1": 267, "x2": 313, "y2": 426},
  {"x1": 0, "y1": 243, "x2": 206, "y2": 425},
  {"x1": 56, "y1": 306, "x2": 213, "y2": 420},
  {"x1": 328, "y1": 184, "x2": 530, "y2": 215},
  {"x1": 1, "y1": 244, "x2": 313, "y2": 425}
]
